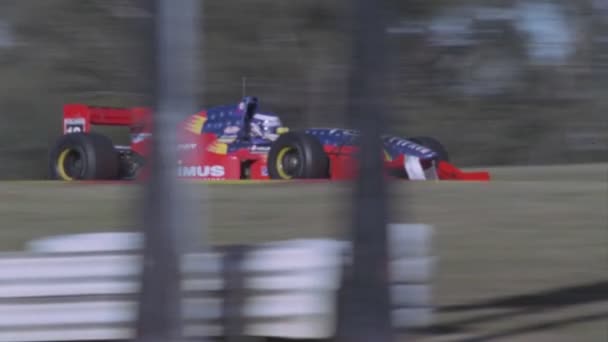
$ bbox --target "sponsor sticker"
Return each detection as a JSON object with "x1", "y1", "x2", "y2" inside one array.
[
  {"x1": 250, "y1": 145, "x2": 271, "y2": 153},
  {"x1": 390, "y1": 137, "x2": 432, "y2": 154},
  {"x1": 224, "y1": 126, "x2": 240, "y2": 134},
  {"x1": 177, "y1": 164, "x2": 225, "y2": 178},
  {"x1": 217, "y1": 135, "x2": 237, "y2": 144},
  {"x1": 177, "y1": 143, "x2": 197, "y2": 151}
]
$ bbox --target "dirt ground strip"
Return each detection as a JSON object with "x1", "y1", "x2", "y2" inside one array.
[{"x1": 0, "y1": 163, "x2": 606, "y2": 341}]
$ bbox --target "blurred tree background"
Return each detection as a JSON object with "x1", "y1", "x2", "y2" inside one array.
[{"x1": 0, "y1": 0, "x2": 604, "y2": 179}]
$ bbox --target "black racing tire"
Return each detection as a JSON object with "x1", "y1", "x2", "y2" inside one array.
[
  {"x1": 267, "y1": 131, "x2": 329, "y2": 179},
  {"x1": 48, "y1": 132, "x2": 120, "y2": 180},
  {"x1": 409, "y1": 136, "x2": 450, "y2": 162}
]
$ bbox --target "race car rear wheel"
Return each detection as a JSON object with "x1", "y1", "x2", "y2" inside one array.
[
  {"x1": 49, "y1": 132, "x2": 120, "y2": 180},
  {"x1": 267, "y1": 131, "x2": 329, "y2": 179},
  {"x1": 410, "y1": 136, "x2": 450, "y2": 162}
]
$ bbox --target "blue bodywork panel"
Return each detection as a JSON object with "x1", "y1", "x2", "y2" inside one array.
[
  {"x1": 201, "y1": 104, "x2": 243, "y2": 136},
  {"x1": 304, "y1": 128, "x2": 438, "y2": 160}
]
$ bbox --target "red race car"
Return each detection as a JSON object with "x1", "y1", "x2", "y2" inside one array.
[{"x1": 48, "y1": 96, "x2": 490, "y2": 182}]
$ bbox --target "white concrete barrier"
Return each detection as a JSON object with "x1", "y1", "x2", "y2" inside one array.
[
  {"x1": 25, "y1": 232, "x2": 143, "y2": 253},
  {"x1": 0, "y1": 223, "x2": 436, "y2": 341}
]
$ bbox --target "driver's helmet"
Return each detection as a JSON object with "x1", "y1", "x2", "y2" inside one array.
[{"x1": 250, "y1": 113, "x2": 283, "y2": 141}]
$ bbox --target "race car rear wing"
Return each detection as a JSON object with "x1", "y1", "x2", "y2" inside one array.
[{"x1": 62, "y1": 103, "x2": 151, "y2": 134}]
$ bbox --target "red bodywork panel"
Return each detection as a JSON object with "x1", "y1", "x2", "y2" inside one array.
[{"x1": 62, "y1": 104, "x2": 490, "y2": 182}]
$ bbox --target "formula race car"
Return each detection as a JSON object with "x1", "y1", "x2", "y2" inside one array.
[{"x1": 48, "y1": 96, "x2": 490, "y2": 182}]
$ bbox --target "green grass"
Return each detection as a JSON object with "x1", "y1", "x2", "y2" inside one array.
[{"x1": 0, "y1": 163, "x2": 606, "y2": 341}]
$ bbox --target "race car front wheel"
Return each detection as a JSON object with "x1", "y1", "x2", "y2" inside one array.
[
  {"x1": 49, "y1": 132, "x2": 119, "y2": 180},
  {"x1": 267, "y1": 131, "x2": 329, "y2": 179},
  {"x1": 410, "y1": 136, "x2": 450, "y2": 162}
]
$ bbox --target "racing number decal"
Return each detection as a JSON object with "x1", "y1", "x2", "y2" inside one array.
[
  {"x1": 64, "y1": 118, "x2": 86, "y2": 134},
  {"x1": 66, "y1": 125, "x2": 83, "y2": 133}
]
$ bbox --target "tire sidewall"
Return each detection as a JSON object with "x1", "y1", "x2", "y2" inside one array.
[
  {"x1": 49, "y1": 133, "x2": 118, "y2": 180},
  {"x1": 410, "y1": 136, "x2": 450, "y2": 162},
  {"x1": 267, "y1": 132, "x2": 329, "y2": 179}
]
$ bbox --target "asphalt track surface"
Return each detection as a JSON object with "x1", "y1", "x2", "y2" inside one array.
[{"x1": 0, "y1": 163, "x2": 606, "y2": 341}]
